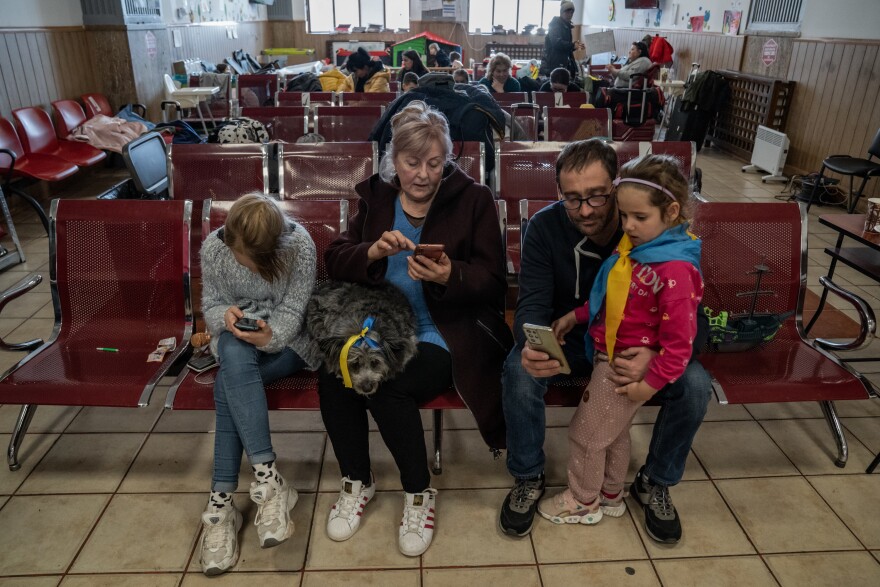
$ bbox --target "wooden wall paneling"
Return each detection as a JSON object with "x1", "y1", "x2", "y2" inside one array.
[
  {"x1": 783, "y1": 41, "x2": 809, "y2": 170},
  {"x1": 0, "y1": 36, "x2": 21, "y2": 116},
  {"x1": 14, "y1": 33, "x2": 40, "y2": 107},
  {"x1": 5, "y1": 34, "x2": 32, "y2": 109},
  {"x1": 795, "y1": 42, "x2": 826, "y2": 171},
  {"x1": 25, "y1": 34, "x2": 49, "y2": 107},
  {"x1": 48, "y1": 32, "x2": 74, "y2": 101},
  {"x1": 34, "y1": 32, "x2": 58, "y2": 101},
  {"x1": 825, "y1": 43, "x2": 861, "y2": 158}
]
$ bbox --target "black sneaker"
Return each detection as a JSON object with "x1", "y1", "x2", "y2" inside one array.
[
  {"x1": 499, "y1": 474, "x2": 545, "y2": 537},
  {"x1": 631, "y1": 466, "x2": 681, "y2": 544}
]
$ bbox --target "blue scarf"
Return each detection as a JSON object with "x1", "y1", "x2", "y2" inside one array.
[{"x1": 585, "y1": 223, "x2": 702, "y2": 360}]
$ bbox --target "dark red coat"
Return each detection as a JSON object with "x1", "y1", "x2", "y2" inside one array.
[{"x1": 325, "y1": 165, "x2": 513, "y2": 448}]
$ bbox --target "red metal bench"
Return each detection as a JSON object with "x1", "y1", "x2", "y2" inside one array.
[
  {"x1": 0, "y1": 199, "x2": 193, "y2": 470},
  {"x1": 278, "y1": 141, "x2": 377, "y2": 200}
]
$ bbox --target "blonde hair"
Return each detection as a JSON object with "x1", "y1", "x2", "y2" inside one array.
[
  {"x1": 379, "y1": 101, "x2": 453, "y2": 183},
  {"x1": 488, "y1": 52, "x2": 512, "y2": 78},
  {"x1": 618, "y1": 155, "x2": 691, "y2": 222},
  {"x1": 224, "y1": 193, "x2": 294, "y2": 282}
]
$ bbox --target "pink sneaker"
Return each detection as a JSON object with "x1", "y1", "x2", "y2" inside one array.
[
  {"x1": 600, "y1": 489, "x2": 627, "y2": 517},
  {"x1": 537, "y1": 488, "x2": 602, "y2": 525}
]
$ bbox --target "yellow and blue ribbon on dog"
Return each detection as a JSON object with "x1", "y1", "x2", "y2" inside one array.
[{"x1": 339, "y1": 317, "x2": 379, "y2": 389}]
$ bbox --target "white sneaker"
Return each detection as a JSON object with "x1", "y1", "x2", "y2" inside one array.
[
  {"x1": 327, "y1": 476, "x2": 376, "y2": 541},
  {"x1": 249, "y1": 480, "x2": 298, "y2": 548},
  {"x1": 398, "y1": 488, "x2": 437, "y2": 557},
  {"x1": 199, "y1": 504, "x2": 243, "y2": 576}
]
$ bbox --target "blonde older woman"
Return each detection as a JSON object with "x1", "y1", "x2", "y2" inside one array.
[
  {"x1": 319, "y1": 101, "x2": 511, "y2": 557},
  {"x1": 479, "y1": 52, "x2": 522, "y2": 94}
]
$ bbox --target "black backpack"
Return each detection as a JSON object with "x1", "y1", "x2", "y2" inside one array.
[{"x1": 285, "y1": 72, "x2": 323, "y2": 92}]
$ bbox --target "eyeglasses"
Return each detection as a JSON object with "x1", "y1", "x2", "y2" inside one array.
[{"x1": 561, "y1": 194, "x2": 613, "y2": 210}]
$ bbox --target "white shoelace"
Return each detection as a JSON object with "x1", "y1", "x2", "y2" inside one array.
[
  {"x1": 253, "y1": 485, "x2": 283, "y2": 526},
  {"x1": 334, "y1": 491, "x2": 360, "y2": 522},
  {"x1": 402, "y1": 503, "x2": 427, "y2": 535},
  {"x1": 204, "y1": 517, "x2": 231, "y2": 550}
]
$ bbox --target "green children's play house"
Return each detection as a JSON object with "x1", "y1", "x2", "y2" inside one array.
[{"x1": 390, "y1": 31, "x2": 461, "y2": 66}]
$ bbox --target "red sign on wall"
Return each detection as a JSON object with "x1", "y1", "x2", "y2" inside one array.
[{"x1": 762, "y1": 39, "x2": 778, "y2": 66}]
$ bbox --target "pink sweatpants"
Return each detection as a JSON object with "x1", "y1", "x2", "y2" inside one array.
[{"x1": 567, "y1": 359, "x2": 645, "y2": 505}]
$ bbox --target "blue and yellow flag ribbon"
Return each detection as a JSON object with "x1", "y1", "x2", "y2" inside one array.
[{"x1": 339, "y1": 317, "x2": 379, "y2": 388}]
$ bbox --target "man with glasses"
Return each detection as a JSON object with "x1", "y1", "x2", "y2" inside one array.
[{"x1": 499, "y1": 139, "x2": 711, "y2": 544}]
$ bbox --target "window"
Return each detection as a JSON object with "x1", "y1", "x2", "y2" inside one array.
[
  {"x1": 468, "y1": 0, "x2": 561, "y2": 34},
  {"x1": 746, "y1": 0, "x2": 803, "y2": 33},
  {"x1": 306, "y1": 0, "x2": 410, "y2": 33}
]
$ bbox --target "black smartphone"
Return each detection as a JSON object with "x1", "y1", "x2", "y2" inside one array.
[
  {"x1": 187, "y1": 353, "x2": 218, "y2": 373},
  {"x1": 234, "y1": 317, "x2": 260, "y2": 332}
]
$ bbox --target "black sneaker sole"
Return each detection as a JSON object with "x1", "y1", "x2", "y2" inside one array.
[
  {"x1": 644, "y1": 522, "x2": 681, "y2": 544},
  {"x1": 499, "y1": 515, "x2": 534, "y2": 537}
]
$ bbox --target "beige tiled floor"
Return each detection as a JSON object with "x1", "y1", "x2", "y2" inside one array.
[{"x1": 0, "y1": 152, "x2": 879, "y2": 585}]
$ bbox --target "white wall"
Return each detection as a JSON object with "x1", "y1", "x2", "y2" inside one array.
[
  {"x1": 0, "y1": 0, "x2": 83, "y2": 27},
  {"x1": 582, "y1": 0, "x2": 880, "y2": 40},
  {"x1": 799, "y1": 0, "x2": 880, "y2": 40},
  {"x1": 582, "y1": 0, "x2": 750, "y2": 32},
  {"x1": 162, "y1": 0, "x2": 267, "y2": 24}
]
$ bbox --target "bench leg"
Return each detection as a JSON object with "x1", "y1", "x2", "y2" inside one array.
[
  {"x1": 7, "y1": 404, "x2": 37, "y2": 471},
  {"x1": 867, "y1": 452, "x2": 880, "y2": 474},
  {"x1": 819, "y1": 400, "x2": 847, "y2": 468},
  {"x1": 432, "y1": 409, "x2": 443, "y2": 475}
]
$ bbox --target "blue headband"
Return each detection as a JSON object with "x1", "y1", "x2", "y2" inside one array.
[{"x1": 613, "y1": 177, "x2": 677, "y2": 201}]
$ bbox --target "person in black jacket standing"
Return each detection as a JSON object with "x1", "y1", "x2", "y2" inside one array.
[{"x1": 540, "y1": 1, "x2": 585, "y2": 79}]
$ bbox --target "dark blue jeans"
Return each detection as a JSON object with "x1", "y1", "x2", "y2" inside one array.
[{"x1": 502, "y1": 345, "x2": 711, "y2": 486}]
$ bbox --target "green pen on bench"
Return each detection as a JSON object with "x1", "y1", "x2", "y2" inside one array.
[{"x1": 96, "y1": 347, "x2": 119, "y2": 352}]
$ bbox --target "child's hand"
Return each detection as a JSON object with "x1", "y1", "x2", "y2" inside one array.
[
  {"x1": 551, "y1": 311, "x2": 577, "y2": 345},
  {"x1": 615, "y1": 380, "x2": 658, "y2": 403}
]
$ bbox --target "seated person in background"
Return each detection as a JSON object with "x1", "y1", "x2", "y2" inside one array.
[
  {"x1": 479, "y1": 52, "x2": 522, "y2": 94},
  {"x1": 452, "y1": 68, "x2": 470, "y2": 84},
  {"x1": 427, "y1": 42, "x2": 451, "y2": 67},
  {"x1": 608, "y1": 42, "x2": 652, "y2": 88},
  {"x1": 539, "y1": 67, "x2": 583, "y2": 93},
  {"x1": 197, "y1": 193, "x2": 317, "y2": 576},
  {"x1": 450, "y1": 51, "x2": 464, "y2": 69},
  {"x1": 320, "y1": 101, "x2": 511, "y2": 557},
  {"x1": 402, "y1": 72, "x2": 420, "y2": 92},
  {"x1": 339, "y1": 47, "x2": 391, "y2": 92},
  {"x1": 398, "y1": 50, "x2": 430, "y2": 82}
]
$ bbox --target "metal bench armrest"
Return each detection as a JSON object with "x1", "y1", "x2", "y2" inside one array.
[
  {"x1": 0, "y1": 274, "x2": 45, "y2": 351},
  {"x1": 813, "y1": 276, "x2": 876, "y2": 351}
]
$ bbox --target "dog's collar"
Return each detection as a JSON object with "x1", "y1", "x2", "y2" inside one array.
[{"x1": 340, "y1": 317, "x2": 380, "y2": 389}]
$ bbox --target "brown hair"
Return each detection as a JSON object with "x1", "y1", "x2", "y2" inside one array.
[
  {"x1": 487, "y1": 52, "x2": 512, "y2": 78},
  {"x1": 617, "y1": 155, "x2": 691, "y2": 222},
  {"x1": 556, "y1": 139, "x2": 618, "y2": 188},
  {"x1": 223, "y1": 193, "x2": 294, "y2": 282},
  {"x1": 379, "y1": 101, "x2": 452, "y2": 183}
]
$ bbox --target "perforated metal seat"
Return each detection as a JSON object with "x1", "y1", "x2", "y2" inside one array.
[
  {"x1": 0, "y1": 199, "x2": 193, "y2": 470},
  {"x1": 279, "y1": 141, "x2": 378, "y2": 200},
  {"x1": 491, "y1": 92, "x2": 528, "y2": 106},
  {"x1": 450, "y1": 141, "x2": 485, "y2": 185},
  {"x1": 533, "y1": 91, "x2": 589, "y2": 110},
  {"x1": 336, "y1": 92, "x2": 398, "y2": 106},
  {"x1": 314, "y1": 105, "x2": 384, "y2": 142},
  {"x1": 240, "y1": 106, "x2": 308, "y2": 142},
  {"x1": 692, "y1": 202, "x2": 874, "y2": 467},
  {"x1": 543, "y1": 107, "x2": 612, "y2": 142}
]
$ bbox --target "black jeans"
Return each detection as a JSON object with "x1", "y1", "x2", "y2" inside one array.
[{"x1": 318, "y1": 342, "x2": 453, "y2": 493}]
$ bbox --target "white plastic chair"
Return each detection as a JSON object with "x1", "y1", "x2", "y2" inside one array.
[{"x1": 162, "y1": 74, "x2": 219, "y2": 136}]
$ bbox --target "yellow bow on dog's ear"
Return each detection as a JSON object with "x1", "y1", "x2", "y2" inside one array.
[{"x1": 339, "y1": 317, "x2": 379, "y2": 389}]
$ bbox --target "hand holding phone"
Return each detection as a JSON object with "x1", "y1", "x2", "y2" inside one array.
[
  {"x1": 413, "y1": 243, "x2": 444, "y2": 261},
  {"x1": 234, "y1": 317, "x2": 260, "y2": 332},
  {"x1": 523, "y1": 323, "x2": 571, "y2": 375}
]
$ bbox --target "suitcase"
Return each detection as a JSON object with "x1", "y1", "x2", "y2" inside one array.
[{"x1": 665, "y1": 104, "x2": 712, "y2": 150}]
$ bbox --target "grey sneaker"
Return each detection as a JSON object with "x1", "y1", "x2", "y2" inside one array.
[
  {"x1": 199, "y1": 504, "x2": 243, "y2": 576},
  {"x1": 499, "y1": 474, "x2": 545, "y2": 536},
  {"x1": 631, "y1": 466, "x2": 681, "y2": 543},
  {"x1": 249, "y1": 480, "x2": 298, "y2": 548}
]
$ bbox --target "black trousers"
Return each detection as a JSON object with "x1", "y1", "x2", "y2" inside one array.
[{"x1": 318, "y1": 342, "x2": 453, "y2": 493}]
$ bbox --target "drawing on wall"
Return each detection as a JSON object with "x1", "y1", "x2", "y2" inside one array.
[
  {"x1": 609, "y1": 0, "x2": 616, "y2": 22},
  {"x1": 689, "y1": 15, "x2": 704, "y2": 32},
  {"x1": 722, "y1": 10, "x2": 742, "y2": 35},
  {"x1": 654, "y1": 9, "x2": 662, "y2": 27},
  {"x1": 703, "y1": 9, "x2": 711, "y2": 31}
]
